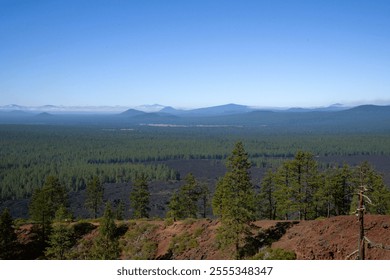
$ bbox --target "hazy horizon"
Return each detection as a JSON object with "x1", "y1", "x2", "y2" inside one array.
[{"x1": 1, "y1": 100, "x2": 390, "y2": 113}]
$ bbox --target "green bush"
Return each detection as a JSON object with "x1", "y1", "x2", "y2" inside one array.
[
  {"x1": 164, "y1": 217, "x2": 174, "y2": 227},
  {"x1": 169, "y1": 231, "x2": 198, "y2": 255},
  {"x1": 120, "y1": 222, "x2": 158, "y2": 259},
  {"x1": 251, "y1": 248, "x2": 296, "y2": 260}
]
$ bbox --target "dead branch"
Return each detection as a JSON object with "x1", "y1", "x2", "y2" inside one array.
[
  {"x1": 345, "y1": 249, "x2": 359, "y2": 260},
  {"x1": 365, "y1": 237, "x2": 390, "y2": 251}
]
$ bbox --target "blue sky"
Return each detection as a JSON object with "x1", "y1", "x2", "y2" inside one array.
[{"x1": 1, "y1": 0, "x2": 389, "y2": 109}]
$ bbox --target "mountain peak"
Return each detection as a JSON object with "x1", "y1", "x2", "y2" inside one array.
[{"x1": 135, "y1": 104, "x2": 166, "y2": 112}]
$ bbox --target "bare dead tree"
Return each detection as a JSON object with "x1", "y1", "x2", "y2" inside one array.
[
  {"x1": 356, "y1": 185, "x2": 371, "y2": 260},
  {"x1": 346, "y1": 181, "x2": 389, "y2": 260}
]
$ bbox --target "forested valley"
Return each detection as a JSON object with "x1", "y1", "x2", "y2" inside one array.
[{"x1": 1, "y1": 123, "x2": 390, "y2": 260}]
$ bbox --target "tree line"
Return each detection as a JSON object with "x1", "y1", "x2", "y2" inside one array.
[
  {"x1": 1, "y1": 141, "x2": 390, "y2": 259},
  {"x1": 3, "y1": 124, "x2": 390, "y2": 200}
]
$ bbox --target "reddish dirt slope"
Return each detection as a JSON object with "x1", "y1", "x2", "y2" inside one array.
[
  {"x1": 272, "y1": 215, "x2": 390, "y2": 260},
  {"x1": 15, "y1": 215, "x2": 390, "y2": 260},
  {"x1": 151, "y1": 215, "x2": 390, "y2": 260}
]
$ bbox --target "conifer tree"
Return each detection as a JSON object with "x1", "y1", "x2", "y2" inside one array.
[
  {"x1": 288, "y1": 151, "x2": 320, "y2": 220},
  {"x1": 91, "y1": 202, "x2": 119, "y2": 260},
  {"x1": 178, "y1": 173, "x2": 200, "y2": 218},
  {"x1": 211, "y1": 177, "x2": 227, "y2": 218},
  {"x1": 199, "y1": 182, "x2": 211, "y2": 218},
  {"x1": 129, "y1": 174, "x2": 150, "y2": 219},
  {"x1": 115, "y1": 200, "x2": 125, "y2": 220},
  {"x1": 258, "y1": 169, "x2": 278, "y2": 220},
  {"x1": 273, "y1": 161, "x2": 294, "y2": 220},
  {"x1": 29, "y1": 175, "x2": 68, "y2": 245},
  {"x1": 45, "y1": 224, "x2": 74, "y2": 260},
  {"x1": 212, "y1": 141, "x2": 256, "y2": 259},
  {"x1": 350, "y1": 162, "x2": 390, "y2": 214},
  {"x1": 167, "y1": 173, "x2": 201, "y2": 220},
  {"x1": 317, "y1": 164, "x2": 353, "y2": 216},
  {"x1": 85, "y1": 176, "x2": 104, "y2": 219},
  {"x1": 272, "y1": 152, "x2": 320, "y2": 220},
  {"x1": 0, "y1": 208, "x2": 17, "y2": 260},
  {"x1": 45, "y1": 207, "x2": 74, "y2": 260}
]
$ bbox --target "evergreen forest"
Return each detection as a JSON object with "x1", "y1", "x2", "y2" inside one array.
[{"x1": 1, "y1": 123, "x2": 390, "y2": 259}]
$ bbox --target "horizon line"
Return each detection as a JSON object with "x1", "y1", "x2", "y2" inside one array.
[{"x1": 1, "y1": 102, "x2": 390, "y2": 113}]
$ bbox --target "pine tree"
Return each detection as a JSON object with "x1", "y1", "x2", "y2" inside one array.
[
  {"x1": 272, "y1": 162, "x2": 294, "y2": 220},
  {"x1": 289, "y1": 151, "x2": 320, "y2": 220},
  {"x1": 166, "y1": 191, "x2": 182, "y2": 221},
  {"x1": 91, "y1": 202, "x2": 119, "y2": 259},
  {"x1": 211, "y1": 177, "x2": 227, "y2": 218},
  {"x1": 85, "y1": 176, "x2": 104, "y2": 219},
  {"x1": 351, "y1": 162, "x2": 390, "y2": 214},
  {"x1": 212, "y1": 141, "x2": 256, "y2": 259},
  {"x1": 258, "y1": 169, "x2": 278, "y2": 220},
  {"x1": 313, "y1": 172, "x2": 333, "y2": 218},
  {"x1": 45, "y1": 218, "x2": 74, "y2": 260},
  {"x1": 199, "y1": 181, "x2": 211, "y2": 218},
  {"x1": 0, "y1": 208, "x2": 17, "y2": 259},
  {"x1": 115, "y1": 200, "x2": 125, "y2": 220},
  {"x1": 129, "y1": 174, "x2": 150, "y2": 219},
  {"x1": 166, "y1": 173, "x2": 201, "y2": 220},
  {"x1": 178, "y1": 173, "x2": 200, "y2": 218},
  {"x1": 272, "y1": 152, "x2": 320, "y2": 220},
  {"x1": 318, "y1": 164, "x2": 353, "y2": 216},
  {"x1": 29, "y1": 175, "x2": 68, "y2": 245}
]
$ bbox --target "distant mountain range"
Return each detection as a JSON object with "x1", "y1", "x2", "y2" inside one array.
[
  {"x1": 1, "y1": 103, "x2": 390, "y2": 133},
  {"x1": 0, "y1": 103, "x2": 349, "y2": 115}
]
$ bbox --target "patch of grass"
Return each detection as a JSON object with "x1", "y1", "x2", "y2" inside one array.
[
  {"x1": 169, "y1": 231, "x2": 199, "y2": 255},
  {"x1": 120, "y1": 222, "x2": 158, "y2": 260},
  {"x1": 164, "y1": 217, "x2": 174, "y2": 227},
  {"x1": 182, "y1": 218, "x2": 197, "y2": 226},
  {"x1": 250, "y1": 248, "x2": 296, "y2": 260},
  {"x1": 193, "y1": 226, "x2": 205, "y2": 238},
  {"x1": 13, "y1": 218, "x2": 28, "y2": 227}
]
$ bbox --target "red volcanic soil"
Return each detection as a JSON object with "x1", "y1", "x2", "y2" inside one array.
[
  {"x1": 150, "y1": 215, "x2": 390, "y2": 260},
  {"x1": 15, "y1": 215, "x2": 390, "y2": 260},
  {"x1": 272, "y1": 215, "x2": 390, "y2": 260}
]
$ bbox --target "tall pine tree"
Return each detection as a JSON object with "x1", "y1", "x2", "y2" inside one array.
[
  {"x1": 258, "y1": 169, "x2": 278, "y2": 220},
  {"x1": 91, "y1": 202, "x2": 119, "y2": 259},
  {"x1": 85, "y1": 176, "x2": 104, "y2": 219},
  {"x1": 212, "y1": 141, "x2": 256, "y2": 259},
  {"x1": 0, "y1": 208, "x2": 17, "y2": 259},
  {"x1": 29, "y1": 175, "x2": 68, "y2": 246},
  {"x1": 129, "y1": 174, "x2": 150, "y2": 219},
  {"x1": 167, "y1": 173, "x2": 202, "y2": 220}
]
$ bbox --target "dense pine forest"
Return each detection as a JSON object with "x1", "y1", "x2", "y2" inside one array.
[
  {"x1": 2, "y1": 124, "x2": 390, "y2": 201},
  {"x1": 1, "y1": 123, "x2": 390, "y2": 259}
]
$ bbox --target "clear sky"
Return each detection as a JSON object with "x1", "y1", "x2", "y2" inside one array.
[{"x1": 1, "y1": 0, "x2": 390, "y2": 109}]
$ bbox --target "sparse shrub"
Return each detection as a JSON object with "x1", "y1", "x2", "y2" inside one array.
[
  {"x1": 120, "y1": 222, "x2": 158, "y2": 259},
  {"x1": 193, "y1": 226, "x2": 205, "y2": 238},
  {"x1": 251, "y1": 248, "x2": 296, "y2": 260},
  {"x1": 164, "y1": 217, "x2": 174, "y2": 227},
  {"x1": 183, "y1": 218, "x2": 196, "y2": 226},
  {"x1": 67, "y1": 236, "x2": 94, "y2": 260},
  {"x1": 169, "y1": 231, "x2": 199, "y2": 255}
]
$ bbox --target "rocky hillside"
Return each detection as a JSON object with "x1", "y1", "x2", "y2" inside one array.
[{"x1": 15, "y1": 215, "x2": 390, "y2": 260}]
